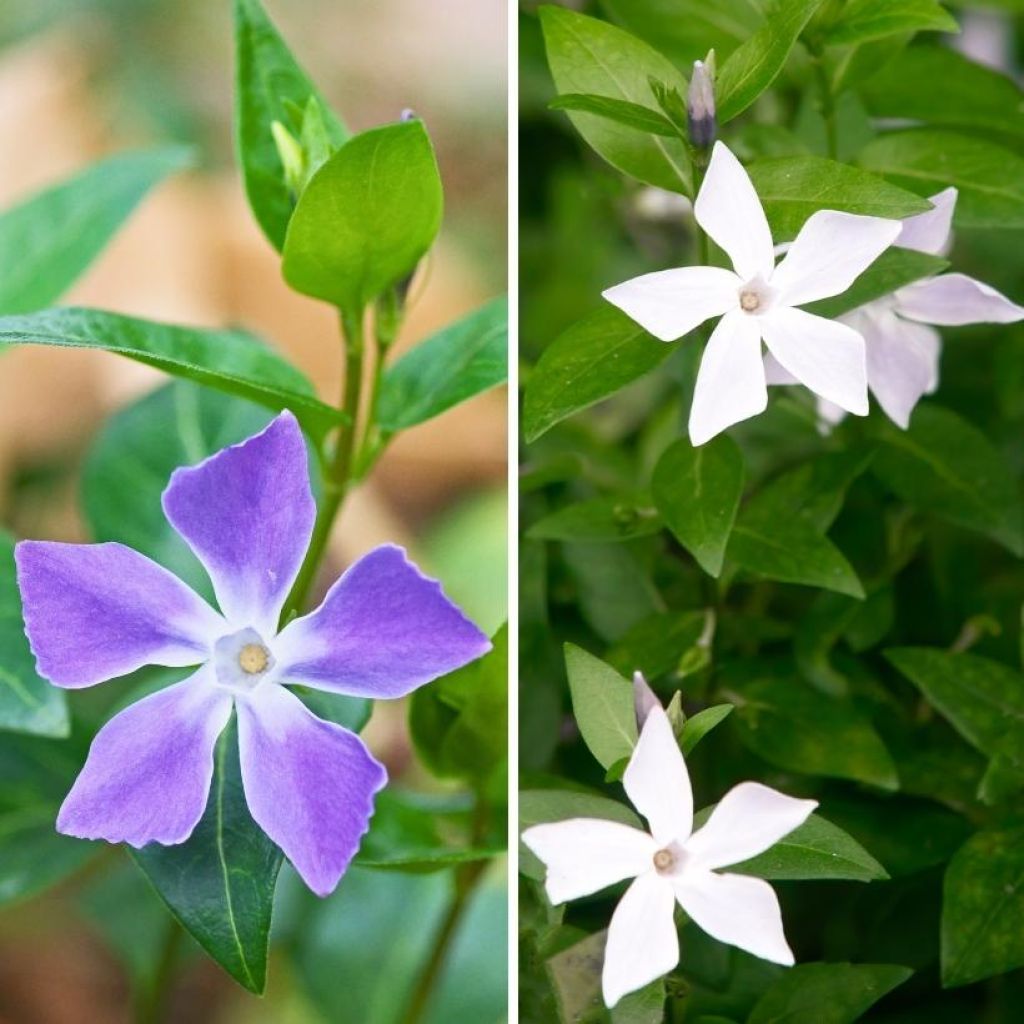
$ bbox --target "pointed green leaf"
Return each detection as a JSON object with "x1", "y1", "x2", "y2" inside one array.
[
  {"x1": 680, "y1": 705, "x2": 733, "y2": 755},
  {"x1": 548, "y1": 93, "x2": 679, "y2": 136},
  {"x1": 527, "y1": 495, "x2": 663, "y2": 542},
  {"x1": 823, "y1": 0, "x2": 958, "y2": 46},
  {"x1": 564, "y1": 644, "x2": 637, "y2": 769}
]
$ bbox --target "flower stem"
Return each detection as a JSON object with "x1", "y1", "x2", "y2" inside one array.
[{"x1": 135, "y1": 917, "x2": 184, "y2": 1024}]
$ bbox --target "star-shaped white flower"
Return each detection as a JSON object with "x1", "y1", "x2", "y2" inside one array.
[
  {"x1": 766, "y1": 187, "x2": 1024, "y2": 428},
  {"x1": 521, "y1": 704, "x2": 817, "y2": 1007},
  {"x1": 603, "y1": 141, "x2": 902, "y2": 446}
]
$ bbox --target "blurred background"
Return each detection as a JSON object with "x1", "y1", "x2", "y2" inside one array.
[{"x1": 0, "y1": 1, "x2": 507, "y2": 1021}]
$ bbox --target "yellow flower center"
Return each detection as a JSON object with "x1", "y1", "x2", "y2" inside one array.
[{"x1": 238, "y1": 643, "x2": 270, "y2": 675}]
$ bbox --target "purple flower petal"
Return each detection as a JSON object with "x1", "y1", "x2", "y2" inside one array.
[
  {"x1": 16, "y1": 540, "x2": 223, "y2": 688},
  {"x1": 236, "y1": 684, "x2": 386, "y2": 896},
  {"x1": 57, "y1": 667, "x2": 233, "y2": 846},
  {"x1": 273, "y1": 544, "x2": 491, "y2": 699},
  {"x1": 162, "y1": 411, "x2": 315, "y2": 635}
]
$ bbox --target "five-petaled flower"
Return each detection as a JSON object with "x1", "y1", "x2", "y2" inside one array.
[
  {"x1": 15, "y1": 410, "x2": 490, "y2": 896},
  {"x1": 522, "y1": 704, "x2": 816, "y2": 1007},
  {"x1": 602, "y1": 141, "x2": 901, "y2": 446},
  {"x1": 766, "y1": 186, "x2": 1024, "y2": 428}
]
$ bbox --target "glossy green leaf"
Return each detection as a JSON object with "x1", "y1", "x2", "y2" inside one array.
[
  {"x1": 82, "y1": 382, "x2": 273, "y2": 598},
  {"x1": 0, "y1": 307, "x2": 340, "y2": 441},
  {"x1": 942, "y1": 825, "x2": 1024, "y2": 986},
  {"x1": 717, "y1": 0, "x2": 829, "y2": 122},
  {"x1": 0, "y1": 148, "x2": 191, "y2": 315},
  {"x1": 860, "y1": 129, "x2": 1024, "y2": 228},
  {"x1": 750, "y1": 156, "x2": 932, "y2": 240},
  {"x1": 132, "y1": 718, "x2": 282, "y2": 994},
  {"x1": 282, "y1": 119, "x2": 443, "y2": 314},
  {"x1": 652, "y1": 436, "x2": 745, "y2": 577},
  {"x1": 885, "y1": 648, "x2": 1024, "y2": 762},
  {"x1": 748, "y1": 962, "x2": 912, "y2": 1023},
  {"x1": 523, "y1": 306, "x2": 670, "y2": 442},
  {"x1": 377, "y1": 297, "x2": 507, "y2": 433},
  {"x1": 605, "y1": 610, "x2": 708, "y2": 679},
  {"x1": 727, "y1": 667, "x2": 899, "y2": 789},
  {"x1": 234, "y1": 0, "x2": 348, "y2": 250},
  {"x1": 823, "y1": 0, "x2": 958, "y2": 45},
  {"x1": 680, "y1": 705, "x2": 734, "y2": 756},
  {"x1": 527, "y1": 495, "x2": 662, "y2": 542},
  {"x1": 548, "y1": 94, "x2": 679, "y2": 137},
  {"x1": 564, "y1": 643, "x2": 637, "y2": 769},
  {"x1": 872, "y1": 403, "x2": 1024, "y2": 555},
  {"x1": 860, "y1": 45, "x2": 1024, "y2": 143},
  {"x1": 0, "y1": 532, "x2": 68, "y2": 737},
  {"x1": 539, "y1": 6, "x2": 693, "y2": 194}
]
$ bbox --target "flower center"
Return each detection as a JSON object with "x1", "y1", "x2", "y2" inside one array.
[
  {"x1": 737, "y1": 276, "x2": 773, "y2": 316},
  {"x1": 653, "y1": 847, "x2": 676, "y2": 874},
  {"x1": 739, "y1": 289, "x2": 760, "y2": 312},
  {"x1": 238, "y1": 643, "x2": 269, "y2": 675}
]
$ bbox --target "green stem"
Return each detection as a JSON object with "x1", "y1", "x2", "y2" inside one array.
[
  {"x1": 284, "y1": 310, "x2": 366, "y2": 617},
  {"x1": 135, "y1": 918, "x2": 184, "y2": 1024}
]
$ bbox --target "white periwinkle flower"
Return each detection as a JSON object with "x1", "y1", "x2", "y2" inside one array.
[
  {"x1": 766, "y1": 187, "x2": 1024, "y2": 428},
  {"x1": 603, "y1": 141, "x2": 902, "y2": 446},
  {"x1": 522, "y1": 704, "x2": 817, "y2": 1007}
]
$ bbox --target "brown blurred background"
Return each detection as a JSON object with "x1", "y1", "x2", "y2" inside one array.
[{"x1": 0, "y1": 0, "x2": 507, "y2": 1020}]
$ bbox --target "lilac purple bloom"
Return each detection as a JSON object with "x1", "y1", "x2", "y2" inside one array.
[{"x1": 16, "y1": 410, "x2": 490, "y2": 896}]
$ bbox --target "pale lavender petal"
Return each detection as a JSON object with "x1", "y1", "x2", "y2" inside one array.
[
  {"x1": 895, "y1": 272, "x2": 1024, "y2": 327},
  {"x1": 162, "y1": 411, "x2": 315, "y2": 635},
  {"x1": 57, "y1": 666, "x2": 232, "y2": 845},
  {"x1": 858, "y1": 308, "x2": 942, "y2": 429},
  {"x1": 15, "y1": 541, "x2": 223, "y2": 688},
  {"x1": 762, "y1": 352, "x2": 798, "y2": 385},
  {"x1": 236, "y1": 684, "x2": 387, "y2": 896},
  {"x1": 273, "y1": 544, "x2": 491, "y2": 699},
  {"x1": 897, "y1": 187, "x2": 957, "y2": 256},
  {"x1": 602, "y1": 266, "x2": 740, "y2": 342}
]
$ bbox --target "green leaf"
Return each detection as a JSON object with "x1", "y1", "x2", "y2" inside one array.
[
  {"x1": 860, "y1": 129, "x2": 1024, "y2": 228},
  {"x1": 717, "y1": 0, "x2": 829, "y2": 122},
  {"x1": 872, "y1": 403, "x2": 1024, "y2": 555},
  {"x1": 0, "y1": 307, "x2": 341, "y2": 441},
  {"x1": 523, "y1": 306, "x2": 670, "y2": 442},
  {"x1": 564, "y1": 644, "x2": 637, "y2": 769},
  {"x1": 823, "y1": 0, "x2": 958, "y2": 45},
  {"x1": 527, "y1": 495, "x2": 663, "y2": 542},
  {"x1": 377, "y1": 297, "x2": 507, "y2": 433},
  {"x1": 82, "y1": 382, "x2": 274, "y2": 599},
  {"x1": 132, "y1": 718, "x2": 282, "y2": 994},
  {"x1": 748, "y1": 962, "x2": 912, "y2": 1023},
  {"x1": 0, "y1": 532, "x2": 68, "y2": 737},
  {"x1": 885, "y1": 648, "x2": 1024, "y2": 762},
  {"x1": 282, "y1": 119, "x2": 443, "y2": 314},
  {"x1": 726, "y1": 665, "x2": 899, "y2": 789},
  {"x1": 691, "y1": 805, "x2": 888, "y2": 882},
  {"x1": 519, "y1": 789, "x2": 641, "y2": 880},
  {"x1": 408, "y1": 625, "x2": 507, "y2": 798},
  {"x1": 234, "y1": 0, "x2": 348, "y2": 250},
  {"x1": 942, "y1": 825, "x2": 1024, "y2": 986},
  {"x1": 860, "y1": 45, "x2": 1024, "y2": 143},
  {"x1": 605, "y1": 610, "x2": 708, "y2": 679},
  {"x1": 0, "y1": 148, "x2": 191, "y2": 315},
  {"x1": 652, "y1": 436, "x2": 745, "y2": 577},
  {"x1": 750, "y1": 155, "x2": 932, "y2": 239},
  {"x1": 539, "y1": 6, "x2": 693, "y2": 194},
  {"x1": 805, "y1": 248, "x2": 948, "y2": 320},
  {"x1": 548, "y1": 93, "x2": 679, "y2": 137},
  {"x1": 680, "y1": 705, "x2": 733, "y2": 755}
]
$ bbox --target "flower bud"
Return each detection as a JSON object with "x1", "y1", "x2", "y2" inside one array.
[
  {"x1": 271, "y1": 120, "x2": 306, "y2": 199},
  {"x1": 687, "y1": 58, "x2": 716, "y2": 151},
  {"x1": 633, "y1": 670, "x2": 660, "y2": 728}
]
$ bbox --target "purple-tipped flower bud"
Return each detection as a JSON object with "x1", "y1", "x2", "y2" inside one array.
[
  {"x1": 687, "y1": 59, "x2": 716, "y2": 150},
  {"x1": 401, "y1": 107, "x2": 417, "y2": 123},
  {"x1": 633, "y1": 670, "x2": 661, "y2": 728}
]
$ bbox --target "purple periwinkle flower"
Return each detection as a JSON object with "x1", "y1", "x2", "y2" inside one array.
[{"x1": 15, "y1": 411, "x2": 490, "y2": 896}]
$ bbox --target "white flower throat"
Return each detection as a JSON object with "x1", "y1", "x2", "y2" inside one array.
[
  {"x1": 213, "y1": 626, "x2": 277, "y2": 692},
  {"x1": 737, "y1": 276, "x2": 773, "y2": 316}
]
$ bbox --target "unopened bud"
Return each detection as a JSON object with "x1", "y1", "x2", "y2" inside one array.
[
  {"x1": 633, "y1": 670, "x2": 660, "y2": 728},
  {"x1": 401, "y1": 108, "x2": 418, "y2": 123},
  {"x1": 687, "y1": 58, "x2": 716, "y2": 150},
  {"x1": 271, "y1": 120, "x2": 306, "y2": 198}
]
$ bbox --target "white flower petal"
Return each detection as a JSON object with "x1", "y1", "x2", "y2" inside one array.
[
  {"x1": 684, "y1": 782, "x2": 818, "y2": 871},
  {"x1": 623, "y1": 704, "x2": 693, "y2": 846},
  {"x1": 674, "y1": 869, "x2": 794, "y2": 965},
  {"x1": 694, "y1": 142, "x2": 775, "y2": 281},
  {"x1": 897, "y1": 187, "x2": 957, "y2": 256},
  {"x1": 763, "y1": 351, "x2": 798, "y2": 385},
  {"x1": 633, "y1": 670, "x2": 661, "y2": 728},
  {"x1": 771, "y1": 211, "x2": 901, "y2": 307},
  {"x1": 602, "y1": 872, "x2": 679, "y2": 1008},
  {"x1": 521, "y1": 818, "x2": 655, "y2": 904},
  {"x1": 688, "y1": 310, "x2": 767, "y2": 446},
  {"x1": 760, "y1": 307, "x2": 868, "y2": 415},
  {"x1": 817, "y1": 397, "x2": 847, "y2": 430},
  {"x1": 857, "y1": 308, "x2": 941, "y2": 429},
  {"x1": 602, "y1": 266, "x2": 740, "y2": 342},
  {"x1": 895, "y1": 272, "x2": 1024, "y2": 327}
]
